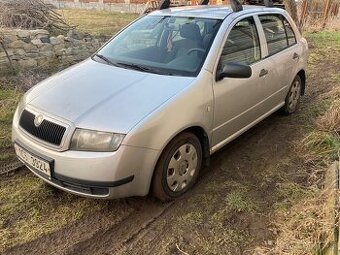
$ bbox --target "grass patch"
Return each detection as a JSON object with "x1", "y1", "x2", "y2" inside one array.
[
  {"x1": 224, "y1": 190, "x2": 257, "y2": 213},
  {"x1": 57, "y1": 9, "x2": 138, "y2": 36},
  {"x1": 0, "y1": 172, "x2": 110, "y2": 253},
  {"x1": 0, "y1": 88, "x2": 22, "y2": 164}
]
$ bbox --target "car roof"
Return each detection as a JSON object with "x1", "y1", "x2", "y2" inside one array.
[{"x1": 150, "y1": 5, "x2": 284, "y2": 20}]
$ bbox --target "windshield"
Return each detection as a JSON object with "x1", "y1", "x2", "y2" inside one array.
[{"x1": 95, "y1": 15, "x2": 222, "y2": 77}]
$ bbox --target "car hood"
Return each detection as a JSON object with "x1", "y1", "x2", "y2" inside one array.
[{"x1": 26, "y1": 59, "x2": 195, "y2": 134}]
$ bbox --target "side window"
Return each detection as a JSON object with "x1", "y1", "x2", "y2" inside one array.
[
  {"x1": 219, "y1": 17, "x2": 261, "y2": 67},
  {"x1": 259, "y1": 15, "x2": 288, "y2": 55},
  {"x1": 283, "y1": 18, "x2": 297, "y2": 46}
]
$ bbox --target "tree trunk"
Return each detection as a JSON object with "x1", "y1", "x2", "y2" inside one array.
[{"x1": 284, "y1": 0, "x2": 299, "y2": 25}]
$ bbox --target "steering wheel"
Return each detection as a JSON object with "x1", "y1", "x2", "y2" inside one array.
[{"x1": 186, "y1": 48, "x2": 206, "y2": 55}]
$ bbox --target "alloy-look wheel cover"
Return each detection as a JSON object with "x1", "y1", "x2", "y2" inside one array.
[
  {"x1": 166, "y1": 143, "x2": 198, "y2": 192},
  {"x1": 288, "y1": 79, "x2": 301, "y2": 112}
]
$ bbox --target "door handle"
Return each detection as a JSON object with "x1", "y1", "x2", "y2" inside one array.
[
  {"x1": 259, "y1": 69, "x2": 268, "y2": 77},
  {"x1": 293, "y1": 53, "x2": 300, "y2": 60}
]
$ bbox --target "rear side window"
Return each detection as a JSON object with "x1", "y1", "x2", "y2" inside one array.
[
  {"x1": 259, "y1": 15, "x2": 287, "y2": 55},
  {"x1": 219, "y1": 17, "x2": 261, "y2": 66},
  {"x1": 259, "y1": 14, "x2": 297, "y2": 55},
  {"x1": 283, "y1": 18, "x2": 297, "y2": 46}
]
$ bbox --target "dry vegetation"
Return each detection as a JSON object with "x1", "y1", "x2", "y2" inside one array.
[
  {"x1": 256, "y1": 31, "x2": 340, "y2": 255},
  {"x1": 0, "y1": 0, "x2": 72, "y2": 32}
]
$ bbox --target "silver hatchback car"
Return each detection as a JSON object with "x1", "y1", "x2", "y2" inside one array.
[{"x1": 12, "y1": 4, "x2": 308, "y2": 201}]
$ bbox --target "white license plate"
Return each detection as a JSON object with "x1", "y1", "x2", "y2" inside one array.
[{"x1": 14, "y1": 144, "x2": 51, "y2": 177}]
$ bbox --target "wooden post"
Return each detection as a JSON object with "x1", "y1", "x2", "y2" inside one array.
[
  {"x1": 299, "y1": 0, "x2": 309, "y2": 30},
  {"x1": 323, "y1": 0, "x2": 332, "y2": 28}
]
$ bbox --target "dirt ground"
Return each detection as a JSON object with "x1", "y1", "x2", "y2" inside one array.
[{"x1": 1, "y1": 32, "x2": 340, "y2": 255}]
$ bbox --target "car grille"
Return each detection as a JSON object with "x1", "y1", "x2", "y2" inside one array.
[{"x1": 19, "y1": 110, "x2": 66, "y2": 146}]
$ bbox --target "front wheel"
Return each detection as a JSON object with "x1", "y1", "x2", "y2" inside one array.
[
  {"x1": 281, "y1": 75, "x2": 302, "y2": 115},
  {"x1": 152, "y1": 132, "x2": 202, "y2": 202}
]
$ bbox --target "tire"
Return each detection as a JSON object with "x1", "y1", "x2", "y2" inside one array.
[
  {"x1": 281, "y1": 75, "x2": 302, "y2": 115},
  {"x1": 152, "y1": 132, "x2": 202, "y2": 202}
]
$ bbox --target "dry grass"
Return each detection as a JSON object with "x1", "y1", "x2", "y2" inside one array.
[
  {"x1": 57, "y1": 9, "x2": 138, "y2": 36},
  {"x1": 258, "y1": 31, "x2": 340, "y2": 254}
]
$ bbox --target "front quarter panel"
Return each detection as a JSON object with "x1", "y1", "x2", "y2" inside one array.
[
  {"x1": 124, "y1": 69, "x2": 214, "y2": 152},
  {"x1": 121, "y1": 69, "x2": 214, "y2": 193}
]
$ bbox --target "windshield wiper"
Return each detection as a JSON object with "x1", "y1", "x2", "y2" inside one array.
[
  {"x1": 93, "y1": 54, "x2": 116, "y2": 66},
  {"x1": 116, "y1": 62, "x2": 162, "y2": 74}
]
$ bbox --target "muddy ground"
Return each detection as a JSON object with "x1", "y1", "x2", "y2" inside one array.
[{"x1": 2, "y1": 33, "x2": 340, "y2": 255}]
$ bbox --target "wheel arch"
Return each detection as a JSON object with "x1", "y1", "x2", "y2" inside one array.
[
  {"x1": 297, "y1": 69, "x2": 306, "y2": 95},
  {"x1": 149, "y1": 125, "x2": 210, "y2": 194}
]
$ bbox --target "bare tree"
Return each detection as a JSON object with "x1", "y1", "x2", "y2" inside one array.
[{"x1": 284, "y1": 0, "x2": 299, "y2": 24}]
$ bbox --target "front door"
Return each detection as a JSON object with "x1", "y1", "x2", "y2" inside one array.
[{"x1": 211, "y1": 16, "x2": 275, "y2": 150}]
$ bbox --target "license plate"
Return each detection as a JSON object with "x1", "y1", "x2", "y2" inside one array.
[{"x1": 14, "y1": 144, "x2": 51, "y2": 177}]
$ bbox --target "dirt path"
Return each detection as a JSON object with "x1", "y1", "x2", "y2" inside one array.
[{"x1": 4, "y1": 36, "x2": 339, "y2": 255}]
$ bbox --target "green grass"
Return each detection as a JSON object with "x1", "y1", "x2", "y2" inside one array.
[
  {"x1": 57, "y1": 9, "x2": 138, "y2": 36},
  {"x1": 0, "y1": 173, "x2": 113, "y2": 253},
  {"x1": 0, "y1": 88, "x2": 22, "y2": 164}
]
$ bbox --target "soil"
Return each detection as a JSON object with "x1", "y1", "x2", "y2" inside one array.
[{"x1": 3, "y1": 37, "x2": 339, "y2": 255}]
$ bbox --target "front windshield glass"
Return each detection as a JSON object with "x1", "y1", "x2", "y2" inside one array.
[{"x1": 96, "y1": 15, "x2": 222, "y2": 77}]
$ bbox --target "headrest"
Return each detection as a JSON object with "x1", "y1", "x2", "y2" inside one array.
[{"x1": 180, "y1": 23, "x2": 201, "y2": 41}]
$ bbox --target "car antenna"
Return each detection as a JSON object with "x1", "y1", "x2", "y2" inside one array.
[
  {"x1": 230, "y1": 0, "x2": 243, "y2": 12},
  {"x1": 159, "y1": 0, "x2": 170, "y2": 9},
  {"x1": 264, "y1": 0, "x2": 274, "y2": 7},
  {"x1": 199, "y1": 0, "x2": 209, "y2": 5}
]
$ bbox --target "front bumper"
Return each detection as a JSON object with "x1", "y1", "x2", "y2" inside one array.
[{"x1": 12, "y1": 122, "x2": 160, "y2": 199}]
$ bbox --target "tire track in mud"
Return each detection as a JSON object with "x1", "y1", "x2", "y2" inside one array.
[
  {"x1": 65, "y1": 201, "x2": 175, "y2": 255},
  {"x1": 4, "y1": 199, "x2": 175, "y2": 255}
]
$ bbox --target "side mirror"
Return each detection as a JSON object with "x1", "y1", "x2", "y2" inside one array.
[{"x1": 216, "y1": 63, "x2": 252, "y2": 81}]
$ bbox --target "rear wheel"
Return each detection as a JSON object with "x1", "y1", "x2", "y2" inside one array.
[
  {"x1": 152, "y1": 132, "x2": 202, "y2": 202},
  {"x1": 282, "y1": 75, "x2": 302, "y2": 115}
]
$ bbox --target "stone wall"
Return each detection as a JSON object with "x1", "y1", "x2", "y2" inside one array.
[
  {"x1": 45, "y1": 0, "x2": 146, "y2": 13},
  {"x1": 0, "y1": 29, "x2": 104, "y2": 72}
]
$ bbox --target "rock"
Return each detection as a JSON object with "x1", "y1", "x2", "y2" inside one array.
[
  {"x1": 13, "y1": 49, "x2": 26, "y2": 56},
  {"x1": 67, "y1": 30, "x2": 85, "y2": 40},
  {"x1": 17, "y1": 30, "x2": 30, "y2": 39},
  {"x1": 2, "y1": 35, "x2": 18, "y2": 44},
  {"x1": 50, "y1": 36, "x2": 64, "y2": 45},
  {"x1": 18, "y1": 58, "x2": 37, "y2": 68},
  {"x1": 40, "y1": 44, "x2": 53, "y2": 52},
  {"x1": 30, "y1": 29, "x2": 49, "y2": 39},
  {"x1": 31, "y1": 39, "x2": 44, "y2": 46},
  {"x1": 40, "y1": 50, "x2": 54, "y2": 58},
  {"x1": 8, "y1": 40, "x2": 27, "y2": 49},
  {"x1": 26, "y1": 52, "x2": 40, "y2": 58},
  {"x1": 40, "y1": 36, "x2": 50, "y2": 44},
  {"x1": 23, "y1": 43, "x2": 38, "y2": 52},
  {"x1": 57, "y1": 35, "x2": 65, "y2": 40}
]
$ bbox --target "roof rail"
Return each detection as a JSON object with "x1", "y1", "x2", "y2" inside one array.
[
  {"x1": 159, "y1": 0, "x2": 170, "y2": 10},
  {"x1": 199, "y1": 0, "x2": 209, "y2": 5},
  {"x1": 230, "y1": 0, "x2": 243, "y2": 12}
]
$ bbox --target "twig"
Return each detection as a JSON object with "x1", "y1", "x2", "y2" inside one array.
[{"x1": 175, "y1": 244, "x2": 190, "y2": 255}]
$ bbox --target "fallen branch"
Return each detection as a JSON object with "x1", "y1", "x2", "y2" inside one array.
[{"x1": 0, "y1": 0, "x2": 74, "y2": 32}]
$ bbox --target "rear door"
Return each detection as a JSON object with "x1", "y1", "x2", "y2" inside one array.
[{"x1": 257, "y1": 14, "x2": 301, "y2": 101}]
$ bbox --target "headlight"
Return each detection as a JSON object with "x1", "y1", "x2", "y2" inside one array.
[{"x1": 70, "y1": 129, "x2": 125, "y2": 152}]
